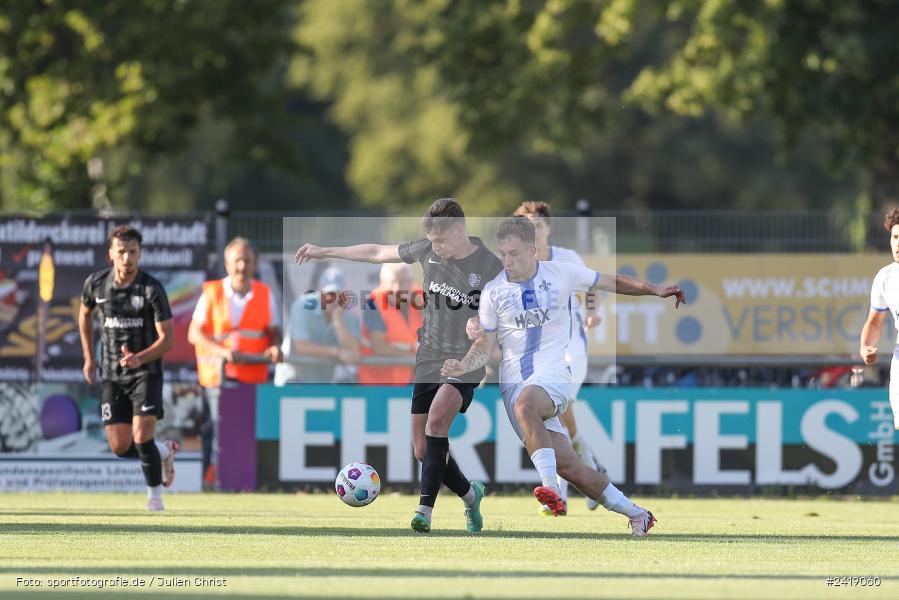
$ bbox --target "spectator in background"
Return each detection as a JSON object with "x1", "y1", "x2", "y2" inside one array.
[
  {"x1": 359, "y1": 263, "x2": 422, "y2": 385},
  {"x1": 276, "y1": 266, "x2": 360, "y2": 384},
  {"x1": 188, "y1": 236, "x2": 282, "y2": 485}
]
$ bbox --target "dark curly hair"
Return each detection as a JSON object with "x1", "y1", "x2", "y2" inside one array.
[
  {"x1": 107, "y1": 225, "x2": 142, "y2": 247},
  {"x1": 884, "y1": 208, "x2": 899, "y2": 232}
]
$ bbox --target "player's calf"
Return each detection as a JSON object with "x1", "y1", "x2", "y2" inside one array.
[{"x1": 136, "y1": 439, "x2": 166, "y2": 511}]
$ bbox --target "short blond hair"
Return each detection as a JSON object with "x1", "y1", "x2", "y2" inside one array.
[{"x1": 224, "y1": 236, "x2": 257, "y2": 258}]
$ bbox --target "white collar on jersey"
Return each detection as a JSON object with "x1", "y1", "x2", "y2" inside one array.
[{"x1": 222, "y1": 276, "x2": 254, "y2": 301}]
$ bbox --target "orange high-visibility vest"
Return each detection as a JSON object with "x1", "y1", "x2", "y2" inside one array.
[
  {"x1": 358, "y1": 288, "x2": 422, "y2": 385},
  {"x1": 196, "y1": 279, "x2": 273, "y2": 387}
]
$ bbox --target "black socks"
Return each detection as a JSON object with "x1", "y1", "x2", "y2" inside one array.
[
  {"x1": 136, "y1": 439, "x2": 162, "y2": 487},
  {"x1": 419, "y1": 435, "x2": 471, "y2": 507}
]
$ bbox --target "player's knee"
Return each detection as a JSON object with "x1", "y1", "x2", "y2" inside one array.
[
  {"x1": 514, "y1": 398, "x2": 538, "y2": 422},
  {"x1": 425, "y1": 415, "x2": 452, "y2": 436},
  {"x1": 133, "y1": 431, "x2": 152, "y2": 444},
  {"x1": 110, "y1": 440, "x2": 132, "y2": 457}
]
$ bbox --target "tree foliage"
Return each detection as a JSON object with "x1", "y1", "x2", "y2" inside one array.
[
  {"x1": 0, "y1": 0, "x2": 295, "y2": 211},
  {"x1": 289, "y1": 0, "x2": 526, "y2": 214},
  {"x1": 627, "y1": 0, "x2": 899, "y2": 202},
  {"x1": 1, "y1": 0, "x2": 888, "y2": 215},
  {"x1": 412, "y1": 0, "x2": 894, "y2": 204},
  {"x1": 292, "y1": 0, "x2": 861, "y2": 213}
]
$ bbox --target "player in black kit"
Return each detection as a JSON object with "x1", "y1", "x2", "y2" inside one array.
[
  {"x1": 295, "y1": 199, "x2": 502, "y2": 533},
  {"x1": 79, "y1": 225, "x2": 178, "y2": 511}
]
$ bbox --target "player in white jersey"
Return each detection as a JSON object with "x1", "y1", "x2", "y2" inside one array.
[
  {"x1": 514, "y1": 201, "x2": 604, "y2": 514},
  {"x1": 860, "y1": 208, "x2": 899, "y2": 430},
  {"x1": 443, "y1": 217, "x2": 686, "y2": 536}
]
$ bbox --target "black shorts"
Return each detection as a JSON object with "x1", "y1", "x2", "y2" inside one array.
[
  {"x1": 410, "y1": 358, "x2": 485, "y2": 415},
  {"x1": 100, "y1": 375, "x2": 164, "y2": 425}
]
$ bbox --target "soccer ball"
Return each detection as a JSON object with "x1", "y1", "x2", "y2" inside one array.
[{"x1": 335, "y1": 462, "x2": 381, "y2": 507}]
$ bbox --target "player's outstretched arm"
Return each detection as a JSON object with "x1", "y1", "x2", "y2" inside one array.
[
  {"x1": 78, "y1": 303, "x2": 96, "y2": 384},
  {"x1": 596, "y1": 274, "x2": 686, "y2": 308},
  {"x1": 441, "y1": 331, "x2": 497, "y2": 377},
  {"x1": 295, "y1": 243, "x2": 402, "y2": 265},
  {"x1": 860, "y1": 309, "x2": 886, "y2": 365}
]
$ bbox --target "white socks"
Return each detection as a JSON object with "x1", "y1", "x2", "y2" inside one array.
[
  {"x1": 461, "y1": 485, "x2": 476, "y2": 507},
  {"x1": 416, "y1": 505, "x2": 433, "y2": 522},
  {"x1": 557, "y1": 475, "x2": 569, "y2": 501},
  {"x1": 155, "y1": 440, "x2": 170, "y2": 460},
  {"x1": 530, "y1": 448, "x2": 559, "y2": 491},
  {"x1": 147, "y1": 485, "x2": 163, "y2": 500},
  {"x1": 599, "y1": 482, "x2": 643, "y2": 518}
]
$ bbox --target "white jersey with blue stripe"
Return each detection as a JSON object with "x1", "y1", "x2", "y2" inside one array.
[
  {"x1": 549, "y1": 245, "x2": 590, "y2": 358},
  {"x1": 871, "y1": 262, "x2": 899, "y2": 344},
  {"x1": 479, "y1": 261, "x2": 601, "y2": 391}
]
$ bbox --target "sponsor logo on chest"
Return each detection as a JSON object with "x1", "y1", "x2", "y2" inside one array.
[
  {"x1": 514, "y1": 308, "x2": 551, "y2": 328},
  {"x1": 104, "y1": 316, "x2": 144, "y2": 329},
  {"x1": 428, "y1": 280, "x2": 475, "y2": 307}
]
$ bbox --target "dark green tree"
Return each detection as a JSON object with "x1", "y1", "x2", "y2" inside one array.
[
  {"x1": 0, "y1": 0, "x2": 296, "y2": 212},
  {"x1": 627, "y1": 0, "x2": 899, "y2": 205},
  {"x1": 422, "y1": 0, "x2": 893, "y2": 206},
  {"x1": 292, "y1": 0, "x2": 861, "y2": 214}
]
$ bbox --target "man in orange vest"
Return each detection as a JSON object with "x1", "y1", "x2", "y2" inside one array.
[
  {"x1": 276, "y1": 266, "x2": 361, "y2": 384},
  {"x1": 359, "y1": 263, "x2": 422, "y2": 385},
  {"x1": 188, "y1": 237, "x2": 282, "y2": 483}
]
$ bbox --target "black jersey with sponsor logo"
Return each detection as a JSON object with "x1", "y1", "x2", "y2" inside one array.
[
  {"x1": 399, "y1": 236, "x2": 502, "y2": 357},
  {"x1": 81, "y1": 269, "x2": 172, "y2": 382}
]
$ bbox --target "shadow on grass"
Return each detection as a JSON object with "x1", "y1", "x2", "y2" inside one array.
[
  {"x1": 0, "y1": 522, "x2": 897, "y2": 543},
  {"x1": 0, "y1": 590, "x2": 684, "y2": 600},
  {"x1": 1, "y1": 566, "x2": 893, "y2": 581},
  {"x1": 1, "y1": 511, "x2": 208, "y2": 518}
]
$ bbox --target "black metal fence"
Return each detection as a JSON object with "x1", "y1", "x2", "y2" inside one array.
[{"x1": 227, "y1": 209, "x2": 875, "y2": 255}]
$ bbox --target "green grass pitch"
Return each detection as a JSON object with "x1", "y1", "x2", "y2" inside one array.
[{"x1": 1, "y1": 492, "x2": 897, "y2": 599}]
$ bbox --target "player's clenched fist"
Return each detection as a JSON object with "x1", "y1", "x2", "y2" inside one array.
[
  {"x1": 441, "y1": 359, "x2": 465, "y2": 378},
  {"x1": 861, "y1": 345, "x2": 878, "y2": 365},
  {"x1": 295, "y1": 243, "x2": 324, "y2": 265}
]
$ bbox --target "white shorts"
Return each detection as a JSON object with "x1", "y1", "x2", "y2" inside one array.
[
  {"x1": 501, "y1": 376, "x2": 572, "y2": 443},
  {"x1": 564, "y1": 353, "x2": 588, "y2": 402},
  {"x1": 889, "y1": 354, "x2": 899, "y2": 429}
]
